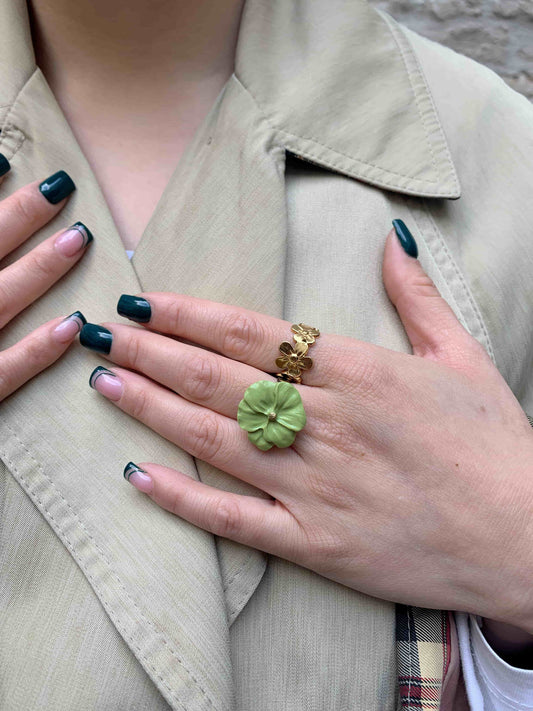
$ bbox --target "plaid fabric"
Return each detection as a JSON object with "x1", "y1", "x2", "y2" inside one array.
[{"x1": 396, "y1": 605, "x2": 452, "y2": 710}]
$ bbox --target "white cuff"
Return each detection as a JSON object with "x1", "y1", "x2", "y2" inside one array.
[{"x1": 455, "y1": 611, "x2": 533, "y2": 710}]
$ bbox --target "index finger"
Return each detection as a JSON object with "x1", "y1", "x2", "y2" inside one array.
[{"x1": 116, "y1": 292, "x2": 332, "y2": 386}]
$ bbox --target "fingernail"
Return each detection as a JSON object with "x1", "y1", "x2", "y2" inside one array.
[
  {"x1": 54, "y1": 222, "x2": 94, "y2": 257},
  {"x1": 80, "y1": 324, "x2": 113, "y2": 354},
  {"x1": 89, "y1": 366, "x2": 123, "y2": 400},
  {"x1": 0, "y1": 153, "x2": 11, "y2": 177},
  {"x1": 39, "y1": 169, "x2": 76, "y2": 204},
  {"x1": 52, "y1": 310, "x2": 87, "y2": 343},
  {"x1": 123, "y1": 462, "x2": 153, "y2": 493},
  {"x1": 117, "y1": 294, "x2": 151, "y2": 323},
  {"x1": 392, "y1": 219, "x2": 418, "y2": 259}
]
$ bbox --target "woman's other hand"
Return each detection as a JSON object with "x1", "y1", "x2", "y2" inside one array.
[
  {"x1": 80, "y1": 222, "x2": 533, "y2": 638},
  {"x1": 0, "y1": 154, "x2": 91, "y2": 401}
]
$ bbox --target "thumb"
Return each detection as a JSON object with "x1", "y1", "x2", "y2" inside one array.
[{"x1": 382, "y1": 219, "x2": 486, "y2": 368}]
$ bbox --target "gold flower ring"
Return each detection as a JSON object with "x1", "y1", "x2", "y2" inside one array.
[{"x1": 275, "y1": 323, "x2": 320, "y2": 384}]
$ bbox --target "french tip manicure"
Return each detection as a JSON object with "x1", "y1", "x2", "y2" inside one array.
[
  {"x1": 123, "y1": 461, "x2": 146, "y2": 479},
  {"x1": 54, "y1": 222, "x2": 94, "y2": 257},
  {"x1": 39, "y1": 169, "x2": 76, "y2": 204},
  {"x1": 0, "y1": 152, "x2": 11, "y2": 177},
  {"x1": 123, "y1": 462, "x2": 153, "y2": 493},
  {"x1": 392, "y1": 219, "x2": 418, "y2": 259},
  {"x1": 52, "y1": 310, "x2": 87, "y2": 343},
  {"x1": 72, "y1": 221, "x2": 94, "y2": 245},
  {"x1": 80, "y1": 323, "x2": 113, "y2": 354},
  {"x1": 70, "y1": 310, "x2": 87, "y2": 326},
  {"x1": 89, "y1": 365, "x2": 123, "y2": 400},
  {"x1": 89, "y1": 365, "x2": 113, "y2": 388}
]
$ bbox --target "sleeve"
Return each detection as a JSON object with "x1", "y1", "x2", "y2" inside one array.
[{"x1": 455, "y1": 612, "x2": 533, "y2": 710}]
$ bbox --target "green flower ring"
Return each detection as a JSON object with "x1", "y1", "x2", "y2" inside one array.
[{"x1": 237, "y1": 380, "x2": 307, "y2": 451}]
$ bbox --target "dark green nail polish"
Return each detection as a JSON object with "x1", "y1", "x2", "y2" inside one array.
[
  {"x1": 123, "y1": 461, "x2": 147, "y2": 481},
  {"x1": 39, "y1": 170, "x2": 76, "y2": 204},
  {"x1": 72, "y1": 222, "x2": 94, "y2": 246},
  {"x1": 80, "y1": 324, "x2": 113, "y2": 354},
  {"x1": 117, "y1": 294, "x2": 151, "y2": 323},
  {"x1": 0, "y1": 153, "x2": 11, "y2": 177},
  {"x1": 63, "y1": 311, "x2": 87, "y2": 331},
  {"x1": 392, "y1": 219, "x2": 418, "y2": 259},
  {"x1": 89, "y1": 365, "x2": 116, "y2": 388}
]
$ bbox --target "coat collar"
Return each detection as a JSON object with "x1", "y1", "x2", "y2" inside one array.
[
  {"x1": 235, "y1": 0, "x2": 461, "y2": 199},
  {"x1": 1, "y1": 0, "x2": 460, "y2": 200}
]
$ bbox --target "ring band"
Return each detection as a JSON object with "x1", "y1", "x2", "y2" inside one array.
[{"x1": 275, "y1": 323, "x2": 320, "y2": 384}]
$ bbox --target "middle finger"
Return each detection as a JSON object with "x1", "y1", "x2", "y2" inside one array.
[{"x1": 79, "y1": 321, "x2": 325, "y2": 421}]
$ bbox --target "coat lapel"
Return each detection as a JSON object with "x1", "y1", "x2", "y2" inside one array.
[
  {"x1": 0, "y1": 8, "x2": 246, "y2": 710},
  {"x1": 133, "y1": 74, "x2": 288, "y2": 624}
]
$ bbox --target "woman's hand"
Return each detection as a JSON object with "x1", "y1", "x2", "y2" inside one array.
[
  {"x1": 80, "y1": 224, "x2": 533, "y2": 636},
  {"x1": 0, "y1": 155, "x2": 92, "y2": 401}
]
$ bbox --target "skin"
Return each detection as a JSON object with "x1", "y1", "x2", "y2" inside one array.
[
  {"x1": 0, "y1": 172, "x2": 90, "y2": 399},
  {"x1": 86, "y1": 231, "x2": 533, "y2": 642},
  {"x1": 5, "y1": 0, "x2": 531, "y2": 665},
  {"x1": 28, "y1": 0, "x2": 246, "y2": 251}
]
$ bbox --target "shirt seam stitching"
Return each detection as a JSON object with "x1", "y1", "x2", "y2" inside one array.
[{"x1": 231, "y1": 74, "x2": 457, "y2": 195}]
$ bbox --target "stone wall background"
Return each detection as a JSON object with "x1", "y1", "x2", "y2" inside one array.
[{"x1": 367, "y1": 0, "x2": 533, "y2": 100}]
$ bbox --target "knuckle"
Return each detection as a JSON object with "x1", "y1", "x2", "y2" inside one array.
[
  {"x1": 8, "y1": 189, "x2": 41, "y2": 228},
  {"x1": 220, "y1": 311, "x2": 261, "y2": 360},
  {"x1": 305, "y1": 469, "x2": 358, "y2": 511},
  {"x1": 25, "y1": 251, "x2": 57, "y2": 282},
  {"x1": 300, "y1": 523, "x2": 347, "y2": 564},
  {"x1": 335, "y1": 349, "x2": 393, "y2": 401},
  {"x1": 316, "y1": 417, "x2": 351, "y2": 450},
  {"x1": 123, "y1": 332, "x2": 143, "y2": 372},
  {"x1": 182, "y1": 354, "x2": 221, "y2": 403},
  {"x1": 20, "y1": 332, "x2": 49, "y2": 372},
  {"x1": 405, "y1": 272, "x2": 440, "y2": 300},
  {"x1": 0, "y1": 284, "x2": 12, "y2": 327},
  {"x1": 212, "y1": 497, "x2": 243, "y2": 539},
  {"x1": 128, "y1": 386, "x2": 151, "y2": 422},
  {"x1": 186, "y1": 411, "x2": 224, "y2": 462},
  {"x1": 164, "y1": 296, "x2": 183, "y2": 335}
]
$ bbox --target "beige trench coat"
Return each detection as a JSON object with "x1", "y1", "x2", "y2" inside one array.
[{"x1": 1, "y1": 0, "x2": 532, "y2": 709}]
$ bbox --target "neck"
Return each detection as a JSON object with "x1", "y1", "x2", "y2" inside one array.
[
  {"x1": 28, "y1": 0, "x2": 245, "y2": 112},
  {"x1": 26, "y1": 0, "x2": 246, "y2": 253}
]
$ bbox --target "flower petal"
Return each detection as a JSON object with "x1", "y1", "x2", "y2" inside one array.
[
  {"x1": 287, "y1": 364, "x2": 302, "y2": 377},
  {"x1": 275, "y1": 355, "x2": 290, "y2": 370},
  {"x1": 242, "y1": 380, "x2": 277, "y2": 415},
  {"x1": 279, "y1": 341, "x2": 295, "y2": 356},
  {"x1": 299, "y1": 357, "x2": 313, "y2": 370},
  {"x1": 237, "y1": 400, "x2": 268, "y2": 432},
  {"x1": 264, "y1": 420, "x2": 297, "y2": 448},
  {"x1": 248, "y1": 428, "x2": 274, "y2": 451},
  {"x1": 294, "y1": 341, "x2": 309, "y2": 357},
  {"x1": 274, "y1": 383, "x2": 307, "y2": 431}
]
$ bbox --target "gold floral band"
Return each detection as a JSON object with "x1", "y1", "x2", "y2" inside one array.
[{"x1": 275, "y1": 323, "x2": 320, "y2": 384}]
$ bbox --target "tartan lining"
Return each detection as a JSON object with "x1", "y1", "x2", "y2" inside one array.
[{"x1": 396, "y1": 605, "x2": 451, "y2": 710}]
